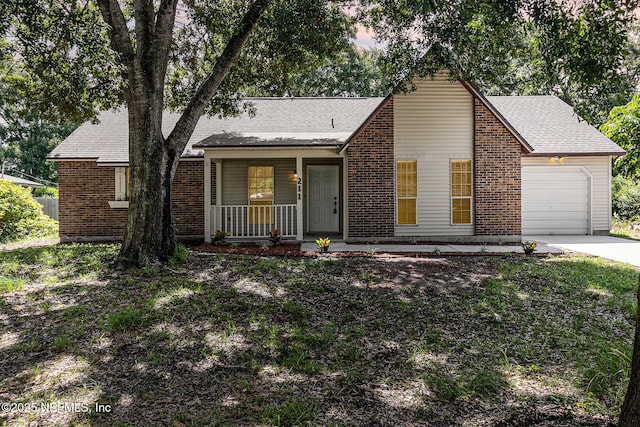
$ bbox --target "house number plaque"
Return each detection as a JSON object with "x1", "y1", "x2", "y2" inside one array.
[{"x1": 297, "y1": 177, "x2": 302, "y2": 200}]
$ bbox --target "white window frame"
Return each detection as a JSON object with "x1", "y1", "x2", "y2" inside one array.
[{"x1": 109, "y1": 167, "x2": 130, "y2": 208}]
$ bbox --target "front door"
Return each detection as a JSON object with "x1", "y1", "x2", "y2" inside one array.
[{"x1": 307, "y1": 165, "x2": 339, "y2": 233}]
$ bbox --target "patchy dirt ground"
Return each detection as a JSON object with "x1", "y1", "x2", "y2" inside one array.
[{"x1": 0, "y1": 244, "x2": 637, "y2": 426}]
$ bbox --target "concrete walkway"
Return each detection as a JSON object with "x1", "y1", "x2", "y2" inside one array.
[
  {"x1": 300, "y1": 241, "x2": 563, "y2": 255},
  {"x1": 301, "y1": 235, "x2": 640, "y2": 267},
  {"x1": 526, "y1": 235, "x2": 640, "y2": 267}
]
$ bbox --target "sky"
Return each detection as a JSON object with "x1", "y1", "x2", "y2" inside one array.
[{"x1": 354, "y1": 25, "x2": 382, "y2": 48}]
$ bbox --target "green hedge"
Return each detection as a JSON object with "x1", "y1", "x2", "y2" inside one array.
[
  {"x1": 0, "y1": 180, "x2": 58, "y2": 243},
  {"x1": 612, "y1": 175, "x2": 640, "y2": 221}
]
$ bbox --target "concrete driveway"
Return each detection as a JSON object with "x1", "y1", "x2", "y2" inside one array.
[{"x1": 525, "y1": 235, "x2": 640, "y2": 267}]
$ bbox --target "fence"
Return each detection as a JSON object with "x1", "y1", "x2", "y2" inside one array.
[{"x1": 35, "y1": 197, "x2": 59, "y2": 220}]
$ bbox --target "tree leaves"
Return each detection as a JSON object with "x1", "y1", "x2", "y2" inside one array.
[{"x1": 601, "y1": 94, "x2": 640, "y2": 178}]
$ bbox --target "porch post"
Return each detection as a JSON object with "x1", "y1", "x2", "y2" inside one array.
[
  {"x1": 296, "y1": 156, "x2": 303, "y2": 241},
  {"x1": 215, "y1": 161, "x2": 222, "y2": 206},
  {"x1": 204, "y1": 157, "x2": 211, "y2": 243},
  {"x1": 342, "y1": 155, "x2": 348, "y2": 240}
]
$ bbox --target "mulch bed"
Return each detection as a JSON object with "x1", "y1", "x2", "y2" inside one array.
[{"x1": 191, "y1": 242, "x2": 540, "y2": 258}]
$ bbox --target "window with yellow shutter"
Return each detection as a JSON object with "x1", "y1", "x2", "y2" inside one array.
[
  {"x1": 396, "y1": 160, "x2": 417, "y2": 225},
  {"x1": 451, "y1": 160, "x2": 472, "y2": 225}
]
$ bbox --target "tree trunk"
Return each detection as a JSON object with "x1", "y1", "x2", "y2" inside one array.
[
  {"x1": 619, "y1": 274, "x2": 640, "y2": 426},
  {"x1": 118, "y1": 102, "x2": 179, "y2": 266}
]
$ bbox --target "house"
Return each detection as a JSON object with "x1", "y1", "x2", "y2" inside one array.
[
  {"x1": 0, "y1": 172, "x2": 45, "y2": 188},
  {"x1": 47, "y1": 73, "x2": 625, "y2": 243}
]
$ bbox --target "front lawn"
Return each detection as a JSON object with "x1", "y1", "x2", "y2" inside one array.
[{"x1": 0, "y1": 244, "x2": 638, "y2": 426}]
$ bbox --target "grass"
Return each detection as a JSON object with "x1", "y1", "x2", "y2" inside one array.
[
  {"x1": 0, "y1": 242, "x2": 638, "y2": 425},
  {"x1": 611, "y1": 218, "x2": 640, "y2": 241}
]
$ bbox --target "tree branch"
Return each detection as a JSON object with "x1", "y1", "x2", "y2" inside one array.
[
  {"x1": 154, "y1": 0, "x2": 179, "y2": 84},
  {"x1": 166, "y1": 0, "x2": 273, "y2": 150},
  {"x1": 133, "y1": 0, "x2": 155, "y2": 77},
  {"x1": 95, "y1": 0, "x2": 135, "y2": 68}
]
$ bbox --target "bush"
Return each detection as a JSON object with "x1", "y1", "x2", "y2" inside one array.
[
  {"x1": 0, "y1": 180, "x2": 58, "y2": 243},
  {"x1": 33, "y1": 186, "x2": 58, "y2": 198},
  {"x1": 612, "y1": 175, "x2": 640, "y2": 221}
]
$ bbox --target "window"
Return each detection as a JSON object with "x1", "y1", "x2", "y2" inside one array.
[
  {"x1": 451, "y1": 160, "x2": 472, "y2": 225},
  {"x1": 115, "y1": 167, "x2": 130, "y2": 201},
  {"x1": 248, "y1": 166, "x2": 274, "y2": 224},
  {"x1": 396, "y1": 160, "x2": 417, "y2": 225}
]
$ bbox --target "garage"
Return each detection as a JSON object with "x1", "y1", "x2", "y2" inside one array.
[{"x1": 521, "y1": 166, "x2": 590, "y2": 235}]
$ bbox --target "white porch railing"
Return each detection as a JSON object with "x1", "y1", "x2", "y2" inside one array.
[{"x1": 210, "y1": 204, "x2": 297, "y2": 238}]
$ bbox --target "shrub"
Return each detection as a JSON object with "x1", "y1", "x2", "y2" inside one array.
[
  {"x1": 521, "y1": 241, "x2": 537, "y2": 255},
  {"x1": 211, "y1": 229, "x2": 231, "y2": 245},
  {"x1": 0, "y1": 180, "x2": 58, "y2": 243},
  {"x1": 315, "y1": 237, "x2": 331, "y2": 253},
  {"x1": 269, "y1": 229, "x2": 282, "y2": 246},
  {"x1": 170, "y1": 244, "x2": 189, "y2": 266},
  {"x1": 612, "y1": 175, "x2": 640, "y2": 221},
  {"x1": 33, "y1": 186, "x2": 58, "y2": 198}
]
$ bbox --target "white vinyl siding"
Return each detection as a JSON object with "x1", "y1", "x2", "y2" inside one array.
[
  {"x1": 521, "y1": 156, "x2": 611, "y2": 233},
  {"x1": 221, "y1": 159, "x2": 296, "y2": 205},
  {"x1": 394, "y1": 74, "x2": 474, "y2": 236}
]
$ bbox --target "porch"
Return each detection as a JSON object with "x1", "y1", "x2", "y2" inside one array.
[
  {"x1": 210, "y1": 204, "x2": 298, "y2": 238},
  {"x1": 203, "y1": 149, "x2": 346, "y2": 242}
]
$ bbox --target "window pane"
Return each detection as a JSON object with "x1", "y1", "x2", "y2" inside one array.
[
  {"x1": 248, "y1": 166, "x2": 274, "y2": 224},
  {"x1": 451, "y1": 160, "x2": 472, "y2": 197},
  {"x1": 248, "y1": 166, "x2": 274, "y2": 203},
  {"x1": 397, "y1": 199, "x2": 416, "y2": 225},
  {"x1": 452, "y1": 198, "x2": 471, "y2": 224},
  {"x1": 397, "y1": 161, "x2": 417, "y2": 197},
  {"x1": 396, "y1": 161, "x2": 417, "y2": 225}
]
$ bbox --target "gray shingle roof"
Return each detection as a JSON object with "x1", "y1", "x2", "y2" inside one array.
[
  {"x1": 48, "y1": 98, "x2": 385, "y2": 163},
  {"x1": 486, "y1": 95, "x2": 625, "y2": 156},
  {"x1": 48, "y1": 94, "x2": 624, "y2": 163},
  {"x1": 0, "y1": 173, "x2": 45, "y2": 188},
  {"x1": 194, "y1": 98, "x2": 385, "y2": 148}
]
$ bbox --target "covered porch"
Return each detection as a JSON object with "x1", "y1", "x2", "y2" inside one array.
[{"x1": 203, "y1": 148, "x2": 347, "y2": 242}]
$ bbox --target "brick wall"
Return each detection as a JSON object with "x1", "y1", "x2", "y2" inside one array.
[
  {"x1": 172, "y1": 160, "x2": 204, "y2": 237},
  {"x1": 57, "y1": 160, "x2": 211, "y2": 241},
  {"x1": 474, "y1": 98, "x2": 522, "y2": 236},
  {"x1": 347, "y1": 97, "x2": 395, "y2": 238}
]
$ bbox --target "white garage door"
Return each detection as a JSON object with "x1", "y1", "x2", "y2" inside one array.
[{"x1": 522, "y1": 167, "x2": 590, "y2": 235}]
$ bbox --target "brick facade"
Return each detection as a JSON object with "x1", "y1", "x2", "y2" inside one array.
[
  {"x1": 474, "y1": 98, "x2": 522, "y2": 236},
  {"x1": 347, "y1": 97, "x2": 395, "y2": 238},
  {"x1": 57, "y1": 160, "x2": 210, "y2": 241}
]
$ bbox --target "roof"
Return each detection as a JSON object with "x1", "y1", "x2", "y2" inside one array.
[
  {"x1": 48, "y1": 98, "x2": 385, "y2": 163},
  {"x1": 193, "y1": 98, "x2": 385, "y2": 148},
  {"x1": 486, "y1": 96, "x2": 626, "y2": 156},
  {"x1": 48, "y1": 94, "x2": 624, "y2": 163},
  {"x1": 0, "y1": 173, "x2": 45, "y2": 188},
  {"x1": 48, "y1": 109, "x2": 218, "y2": 163}
]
